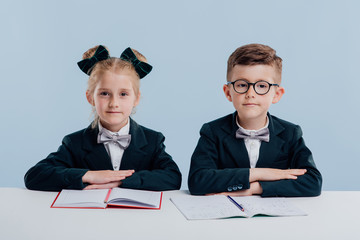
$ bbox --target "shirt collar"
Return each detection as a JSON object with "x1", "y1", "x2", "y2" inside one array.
[
  {"x1": 236, "y1": 116, "x2": 269, "y2": 133},
  {"x1": 98, "y1": 119, "x2": 130, "y2": 136}
]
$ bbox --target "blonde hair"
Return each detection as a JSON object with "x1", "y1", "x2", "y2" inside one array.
[{"x1": 83, "y1": 45, "x2": 148, "y2": 128}]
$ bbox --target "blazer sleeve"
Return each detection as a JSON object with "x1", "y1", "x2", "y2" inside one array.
[
  {"x1": 188, "y1": 123, "x2": 251, "y2": 195},
  {"x1": 120, "y1": 132, "x2": 182, "y2": 191},
  {"x1": 24, "y1": 136, "x2": 88, "y2": 191},
  {"x1": 260, "y1": 125, "x2": 322, "y2": 197}
]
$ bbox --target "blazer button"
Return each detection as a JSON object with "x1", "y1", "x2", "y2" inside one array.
[
  {"x1": 232, "y1": 186, "x2": 238, "y2": 191},
  {"x1": 227, "y1": 187, "x2": 233, "y2": 192},
  {"x1": 238, "y1": 184, "x2": 243, "y2": 190}
]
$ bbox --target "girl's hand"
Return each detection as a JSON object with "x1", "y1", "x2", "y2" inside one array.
[
  {"x1": 82, "y1": 170, "x2": 135, "y2": 184},
  {"x1": 84, "y1": 181, "x2": 122, "y2": 190},
  {"x1": 249, "y1": 168, "x2": 306, "y2": 183}
]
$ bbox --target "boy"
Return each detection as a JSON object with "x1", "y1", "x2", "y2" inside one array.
[{"x1": 188, "y1": 44, "x2": 322, "y2": 197}]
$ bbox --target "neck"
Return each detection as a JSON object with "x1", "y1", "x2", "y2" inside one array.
[
  {"x1": 237, "y1": 114, "x2": 267, "y2": 130},
  {"x1": 99, "y1": 118, "x2": 129, "y2": 133}
]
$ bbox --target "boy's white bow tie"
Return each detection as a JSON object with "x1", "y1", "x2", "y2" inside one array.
[{"x1": 236, "y1": 128, "x2": 270, "y2": 142}]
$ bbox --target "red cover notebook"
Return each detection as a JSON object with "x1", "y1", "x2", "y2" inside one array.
[{"x1": 51, "y1": 188, "x2": 163, "y2": 210}]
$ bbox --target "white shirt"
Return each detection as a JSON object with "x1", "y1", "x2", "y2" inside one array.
[
  {"x1": 236, "y1": 117, "x2": 269, "y2": 168},
  {"x1": 98, "y1": 120, "x2": 130, "y2": 171}
]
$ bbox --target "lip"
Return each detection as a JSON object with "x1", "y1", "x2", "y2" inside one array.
[
  {"x1": 243, "y1": 103, "x2": 258, "y2": 106},
  {"x1": 106, "y1": 111, "x2": 122, "y2": 114}
]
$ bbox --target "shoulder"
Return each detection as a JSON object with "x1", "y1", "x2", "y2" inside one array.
[
  {"x1": 130, "y1": 119, "x2": 165, "y2": 142},
  {"x1": 199, "y1": 113, "x2": 235, "y2": 138},
  {"x1": 269, "y1": 114, "x2": 303, "y2": 138},
  {"x1": 62, "y1": 125, "x2": 96, "y2": 145},
  {"x1": 205, "y1": 113, "x2": 234, "y2": 128}
]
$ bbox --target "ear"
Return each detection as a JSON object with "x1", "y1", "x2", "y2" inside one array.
[
  {"x1": 272, "y1": 86, "x2": 285, "y2": 104},
  {"x1": 134, "y1": 91, "x2": 141, "y2": 107},
  {"x1": 223, "y1": 84, "x2": 233, "y2": 102},
  {"x1": 86, "y1": 90, "x2": 95, "y2": 106}
]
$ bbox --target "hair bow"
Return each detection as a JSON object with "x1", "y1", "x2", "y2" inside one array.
[
  {"x1": 120, "y1": 47, "x2": 153, "y2": 79},
  {"x1": 77, "y1": 45, "x2": 110, "y2": 75}
]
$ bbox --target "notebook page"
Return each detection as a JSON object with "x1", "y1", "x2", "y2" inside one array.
[
  {"x1": 232, "y1": 196, "x2": 307, "y2": 217},
  {"x1": 53, "y1": 189, "x2": 108, "y2": 208},
  {"x1": 171, "y1": 195, "x2": 247, "y2": 220},
  {"x1": 108, "y1": 188, "x2": 161, "y2": 207}
]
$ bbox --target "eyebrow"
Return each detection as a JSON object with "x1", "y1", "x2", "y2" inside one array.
[
  {"x1": 97, "y1": 88, "x2": 132, "y2": 91},
  {"x1": 234, "y1": 78, "x2": 270, "y2": 82},
  {"x1": 97, "y1": 88, "x2": 110, "y2": 91}
]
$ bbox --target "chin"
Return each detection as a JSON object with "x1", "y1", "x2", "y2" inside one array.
[{"x1": 238, "y1": 111, "x2": 265, "y2": 120}]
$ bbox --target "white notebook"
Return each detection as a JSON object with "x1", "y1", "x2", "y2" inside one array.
[{"x1": 171, "y1": 195, "x2": 306, "y2": 220}]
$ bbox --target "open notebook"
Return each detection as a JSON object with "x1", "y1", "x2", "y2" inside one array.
[
  {"x1": 51, "y1": 188, "x2": 163, "y2": 209},
  {"x1": 171, "y1": 195, "x2": 306, "y2": 220}
]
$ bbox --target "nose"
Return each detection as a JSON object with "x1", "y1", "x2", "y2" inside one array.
[
  {"x1": 109, "y1": 96, "x2": 119, "y2": 108},
  {"x1": 245, "y1": 84, "x2": 256, "y2": 98}
]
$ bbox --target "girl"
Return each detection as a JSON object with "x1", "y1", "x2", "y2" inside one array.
[{"x1": 25, "y1": 45, "x2": 182, "y2": 191}]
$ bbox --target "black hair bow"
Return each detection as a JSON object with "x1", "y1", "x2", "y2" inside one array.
[
  {"x1": 77, "y1": 45, "x2": 110, "y2": 75},
  {"x1": 120, "y1": 47, "x2": 152, "y2": 79}
]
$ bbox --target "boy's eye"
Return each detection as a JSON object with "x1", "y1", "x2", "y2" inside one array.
[
  {"x1": 257, "y1": 84, "x2": 267, "y2": 88},
  {"x1": 120, "y1": 92, "x2": 128, "y2": 97},
  {"x1": 236, "y1": 83, "x2": 248, "y2": 88},
  {"x1": 100, "y1": 92, "x2": 110, "y2": 96}
]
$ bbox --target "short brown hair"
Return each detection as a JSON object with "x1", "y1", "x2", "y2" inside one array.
[{"x1": 227, "y1": 43, "x2": 282, "y2": 82}]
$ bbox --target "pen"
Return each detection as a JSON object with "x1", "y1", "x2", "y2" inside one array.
[{"x1": 227, "y1": 195, "x2": 244, "y2": 212}]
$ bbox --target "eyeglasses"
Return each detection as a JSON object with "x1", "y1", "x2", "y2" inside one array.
[{"x1": 227, "y1": 80, "x2": 279, "y2": 95}]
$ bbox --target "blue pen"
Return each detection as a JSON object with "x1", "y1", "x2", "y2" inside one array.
[{"x1": 227, "y1": 195, "x2": 244, "y2": 212}]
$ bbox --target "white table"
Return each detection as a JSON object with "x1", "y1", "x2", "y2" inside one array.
[{"x1": 0, "y1": 188, "x2": 359, "y2": 240}]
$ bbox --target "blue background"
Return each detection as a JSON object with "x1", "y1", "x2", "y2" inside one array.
[{"x1": 1, "y1": 0, "x2": 359, "y2": 190}]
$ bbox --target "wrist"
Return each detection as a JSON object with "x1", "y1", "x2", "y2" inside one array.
[
  {"x1": 82, "y1": 171, "x2": 91, "y2": 183},
  {"x1": 250, "y1": 182, "x2": 263, "y2": 195},
  {"x1": 249, "y1": 168, "x2": 259, "y2": 183}
]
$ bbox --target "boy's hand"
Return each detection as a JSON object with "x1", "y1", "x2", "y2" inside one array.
[
  {"x1": 249, "y1": 168, "x2": 306, "y2": 183},
  {"x1": 82, "y1": 170, "x2": 135, "y2": 185}
]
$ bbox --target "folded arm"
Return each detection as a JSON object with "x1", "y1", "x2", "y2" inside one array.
[{"x1": 121, "y1": 133, "x2": 182, "y2": 191}]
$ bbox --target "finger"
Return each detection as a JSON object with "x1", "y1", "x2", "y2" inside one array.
[
  {"x1": 117, "y1": 172, "x2": 134, "y2": 177},
  {"x1": 119, "y1": 170, "x2": 135, "y2": 176},
  {"x1": 213, "y1": 192, "x2": 227, "y2": 196},
  {"x1": 286, "y1": 175, "x2": 298, "y2": 179},
  {"x1": 205, "y1": 193, "x2": 216, "y2": 196},
  {"x1": 289, "y1": 169, "x2": 307, "y2": 176},
  {"x1": 110, "y1": 170, "x2": 134, "y2": 178},
  {"x1": 227, "y1": 190, "x2": 251, "y2": 197},
  {"x1": 84, "y1": 181, "x2": 121, "y2": 190},
  {"x1": 105, "y1": 175, "x2": 127, "y2": 183}
]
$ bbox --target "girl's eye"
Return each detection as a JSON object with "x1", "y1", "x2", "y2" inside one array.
[
  {"x1": 100, "y1": 92, "x2": 110, "y2": 96},
  {"x1": 120, "y1": 92, "x2": 128, "y2": 97}
]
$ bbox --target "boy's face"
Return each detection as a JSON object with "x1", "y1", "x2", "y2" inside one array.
[{"x1": 223, "y1": 64, "x2": 284, "y2": 129}]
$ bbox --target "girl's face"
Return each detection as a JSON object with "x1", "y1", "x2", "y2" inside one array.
[{"x1": 87, "y1": 69, "x2": 140, "y2": 132}]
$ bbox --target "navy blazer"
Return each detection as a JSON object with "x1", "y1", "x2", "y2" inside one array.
[
  {"x1": 25, "y1": 118, "x2": 182, "y2": 191},
  {"x1": 188, "y1": 112, "x2": 322, "y2": 197}
]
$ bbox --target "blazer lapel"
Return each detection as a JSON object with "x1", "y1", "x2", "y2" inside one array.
[
  {"x1": 120, "y1": 118, "x2": 148, "y2": 170},
  {"x1": 222, "y1": 112, "x2": 250, "y2": 168},
  {"x1": 82, "y1": 125, "x2": 113, "y2": 170},
  {"x1": 256, "y1": 113, "x2": 285, "y2": 168}
]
